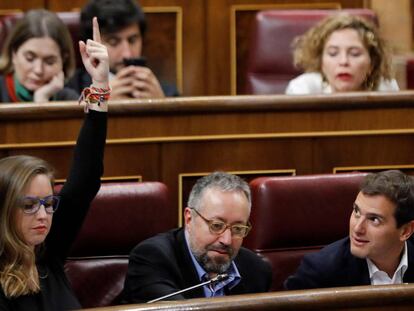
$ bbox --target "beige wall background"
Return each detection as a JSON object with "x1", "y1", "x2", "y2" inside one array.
[
  {"x1": 370, "y1": 0, "x2": 413, "y2": 89},
  {"x1": 370, "y1": 0, "x2": 412, "y2": 53}
]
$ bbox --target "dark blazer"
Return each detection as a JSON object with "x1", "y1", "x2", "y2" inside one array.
[
  {"x1": 284, "y1": 237, "x2": 414, "y2": 290},
  {"x1": 122, "y1": 228, "x2": 272, "y2": 303}
]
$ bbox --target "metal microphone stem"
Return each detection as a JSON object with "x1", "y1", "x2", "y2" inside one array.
[{"x1": 146, "y1": 274, "x2": 228, "y2": 303}]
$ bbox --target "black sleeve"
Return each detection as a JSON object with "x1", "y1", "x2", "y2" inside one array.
[
  {"x1": 0, "y1": 290, "x2": 10, "y2": 311},
  {"x1": 122, "y1": 242, "x2": 185, "y2": 303},
  {"x1": 45, "y1": 110, "x2": 107, "y2": 259},
  {"x1": 233, "y1": 248, "x2": 273, "y2": 293},
  {"x1": 55, "y1": 87, "x2": 80, "y2": 101}
]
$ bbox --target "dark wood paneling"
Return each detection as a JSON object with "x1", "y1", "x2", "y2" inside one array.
[
  {"x1": 0, "y1": 0, "x2": 43, "y2": 11},
  {"x1": 83, "y1": 284, "x2": 414, "y2": 310},
  {"x1": 2, "y1": 92, "x2": 414, "y2": 224},
  {"x1": 139, "y1": 0, "x2": 206, "y2": 96},
  {"x1": 144, "y1": 11, "x2": 178, "y2": 91}
]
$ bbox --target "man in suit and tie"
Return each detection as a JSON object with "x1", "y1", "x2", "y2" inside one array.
[
  {"x1": 285, "y1": 170, "x2": 414, "y2": 289},
  {"x1": 122, "y1": 172, "x2": 272, "y2": 303}
]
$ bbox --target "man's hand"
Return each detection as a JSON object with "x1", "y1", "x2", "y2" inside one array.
[{"x1": 110, "y1": 66, "x2": 165, "y2": 100}]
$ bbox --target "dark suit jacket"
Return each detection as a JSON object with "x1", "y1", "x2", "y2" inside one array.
[
  {"x1": 122, "y1": 228, "x2": 272, "y2": 303},
  {"x1": 284, "y1": 237, "x2": 414, "y2": 290}
]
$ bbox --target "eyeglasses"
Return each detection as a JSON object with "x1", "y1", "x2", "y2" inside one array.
[
  {"x1": 21, "y1": 195, "x2": 60, "y2": 215},
  {"x1": 190, "y1": 208, "x2": 251, "y2": 238}
]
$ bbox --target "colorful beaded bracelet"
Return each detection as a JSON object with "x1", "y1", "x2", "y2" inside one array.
[{"x1": 79, "y1": 86, "x2": 111, "y2": 112}]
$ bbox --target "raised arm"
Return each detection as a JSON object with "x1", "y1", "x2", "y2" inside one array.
[{"x1": 46, "y1": 18, "x2": 110, "y2": 259}]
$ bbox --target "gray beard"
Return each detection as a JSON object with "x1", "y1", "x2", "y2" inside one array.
[{"x1": 194, "y1": 252, "x2": 232, "y2": 274}]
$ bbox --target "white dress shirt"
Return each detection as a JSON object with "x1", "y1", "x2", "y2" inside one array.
[{"x1": 366, "y1": 242, "x2": 408, "y2": 285}]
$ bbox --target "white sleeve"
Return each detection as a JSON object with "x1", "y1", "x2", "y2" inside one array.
[
  {"x1": 285, "y1": 73, "x2": 323, "y2": 95},
  {"x1": 377, "y1": 78, "x2": 400, "y2": 91}
]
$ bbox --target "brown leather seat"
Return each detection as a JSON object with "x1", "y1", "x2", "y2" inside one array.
[
  {"x1": 245, "y1": 173, "x2": 366, "y2": 290},
  {"x1": 244, "y1": 9, "x2": 377, "y2": 94},
  {"x1": 63, "y1": 181, "x2": 173, "y2": 308}
]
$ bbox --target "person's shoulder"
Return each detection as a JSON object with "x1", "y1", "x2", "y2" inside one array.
[
  {"x1": 0, "y1": 75, "x2": 7, "y2": 103},
  {"x1": 311, "y1": 237, "x2": 350, "y2": 255},
  {"x1": 304, "y1": 237, "x2": 352, "y2": 267},
  {"x1": 56, "y1": 87, "x2": 79, "y2": 101},
  {"x1": 377, "y1": 78, "x2": 400, "y2": 91},
  {"x1": 285, "y1": 72, "x2": 324, "y2": 95},
  {"x1": 236, "y1": 247, "x2": 272, "y2": 272},
  {"x1": 284, "y1": 237, "x2": 361, "y2": 289},
  {"x1": 407, "y1": 237, "x2": 414, "y2": 253},
  {"x1": 235, "y1": 247, "x2": 272, "y2": 290},
  {"x1": 130, "y1": 228, "x2": 182, "y2": 254}
]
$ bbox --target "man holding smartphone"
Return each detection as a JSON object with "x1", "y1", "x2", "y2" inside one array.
[{"x1": 67, "y1": 0, "x2": 178, "y2": 99}]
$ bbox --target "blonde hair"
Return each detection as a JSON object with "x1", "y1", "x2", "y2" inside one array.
[
  {"x1": 0, "y1": 155, "x2": 54, "y2": 298},
  {"x1": 292, "y1": 13, "x2": 392, "y2": 90}
]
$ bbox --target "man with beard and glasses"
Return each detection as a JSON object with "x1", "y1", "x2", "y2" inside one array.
[{"x1": 122, "y1": 172, "x2": 272, "y2": 303}]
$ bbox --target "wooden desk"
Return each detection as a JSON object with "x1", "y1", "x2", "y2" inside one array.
[
  {"x1": 2, "y1": 92, "x2": 414, "y2": 225},
  {"x1": 82, "y1": 284, "x2": 414, "y2": 310}
]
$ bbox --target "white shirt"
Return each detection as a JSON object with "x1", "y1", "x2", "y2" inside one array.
[
  {"x1": 285, "y1": 72, "x2": 399, "y2": 95},
  {"x1": 366, "y1": 242, "x2": 408, "y2": 285}
]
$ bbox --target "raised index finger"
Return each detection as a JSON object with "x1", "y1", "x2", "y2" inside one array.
[{"x1": 92, "y1": 17, "x2": 101, "y2": 43}]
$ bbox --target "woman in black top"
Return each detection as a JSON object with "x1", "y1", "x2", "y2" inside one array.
[{"x1": 0, "y1": 17, "x2": 110, "y2": 310}]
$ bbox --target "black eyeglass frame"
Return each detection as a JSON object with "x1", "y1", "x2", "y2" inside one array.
[{"x1": 190, "y1": 207, "x2": 252, "y2": 238}]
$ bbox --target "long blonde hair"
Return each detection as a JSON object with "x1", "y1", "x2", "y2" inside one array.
[
  {"x1": 292, "y1": 13, "x2": 392, "y2": 91},
  {"x1": 0, "y1": 155, "x2": 54, "y2": 298}
]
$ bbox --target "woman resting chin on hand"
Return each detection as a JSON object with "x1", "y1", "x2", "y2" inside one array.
[{"x1": 0, "y1": 9, "x2": 79, "y2": 103}]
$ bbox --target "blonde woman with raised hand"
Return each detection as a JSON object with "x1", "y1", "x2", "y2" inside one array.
[{"x1": 0, "y1": 17, "x2": 110, "y2": 310}]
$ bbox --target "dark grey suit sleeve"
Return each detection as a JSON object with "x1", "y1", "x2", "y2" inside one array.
[
  {"x1": 284, "y1": 238, "x2": 359, "y2": 290},
  {"x1": 122, "y1": 241, "x2": 185, "y2": 303}
]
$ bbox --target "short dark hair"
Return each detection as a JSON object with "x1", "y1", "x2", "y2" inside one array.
[
  {"x1": 187, "y1": 171, "x2": 251, "y2": 213},
  {"x1": 360, "y1": 170, "x2": 414, "y2": 227},
  {"x1": 80, "y1": 0, "x2": 147, "y2": 41}
]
